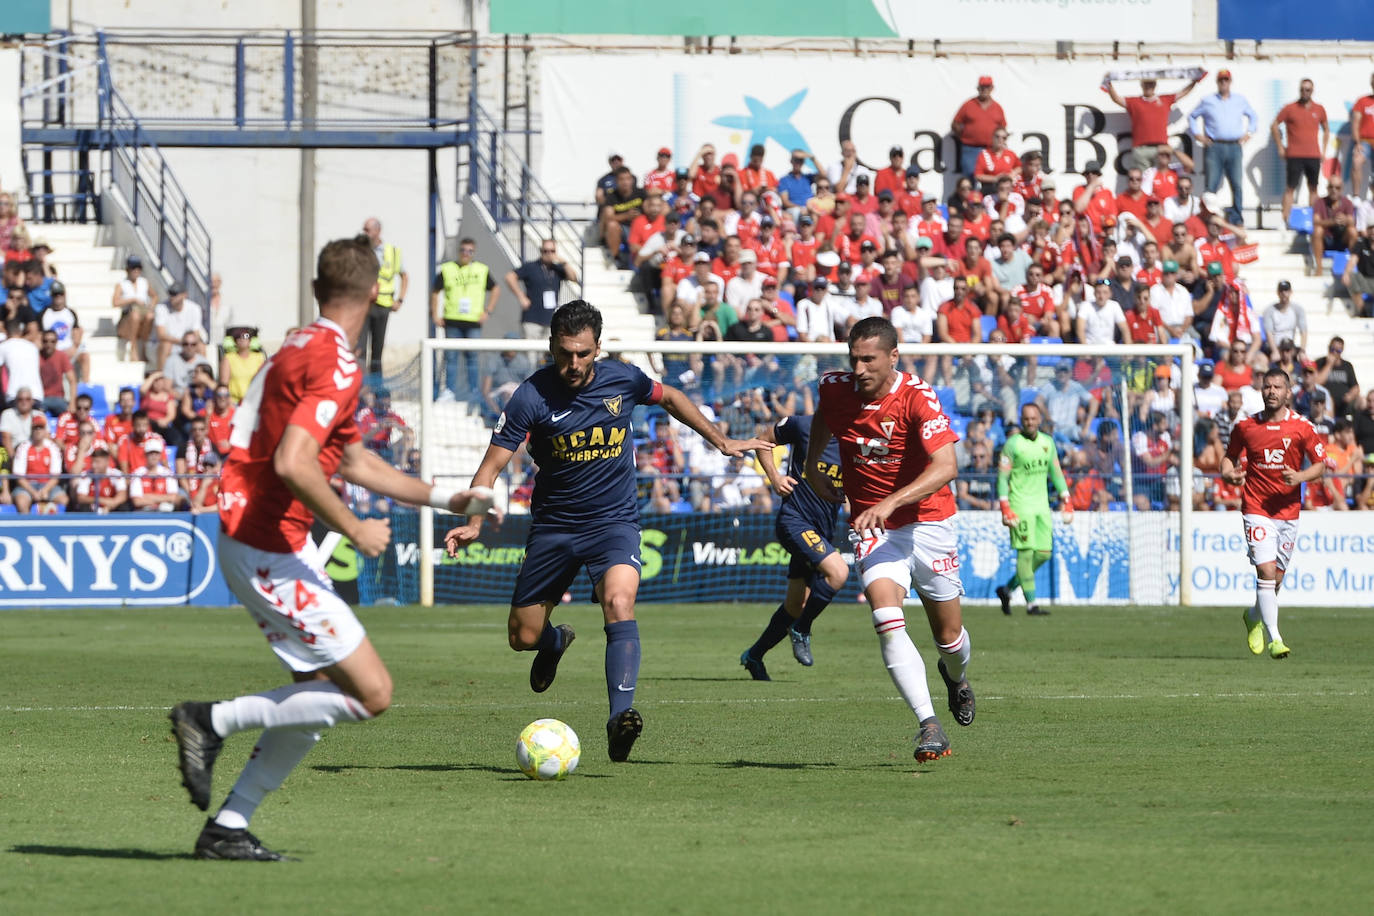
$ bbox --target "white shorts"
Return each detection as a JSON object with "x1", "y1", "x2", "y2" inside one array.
[
  {"x1": 218, "y1": 534, "x2": 367, "y2": 673},
  {"x1": 1242, "y1": 513, "x2": 1298, "y2": 572},
  {"x1": 851, "y1": 519, "x2": 964, "y2": 602}
]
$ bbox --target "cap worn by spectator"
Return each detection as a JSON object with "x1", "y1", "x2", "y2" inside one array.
[
  {"x1": 889, "y1": 146, "x2": 904, "y2": 158},
  {"x1": 762, "y1": 277, "x2": 778, "y2": 289},
  {"x1": 1207, "y1": 261, "x2": 1224, "y2": 276},
  {"x1": 816, "y1": 251, "x2": 840, "y2": 268},
  {"x1": 145, "y1": 439, "x2": 164, "y2": 453},
  {"x1": 607, "y1": 150, "x2": 623, "y2": 161},
  {"x1": 1217, "y1": 69, "x2": 1232, "y2": 80},
  {"x1": 877, "y1": 190, "x2": 894, "y2": 202},
  {"x1": 915, "y1": 236, "x2": 934, "y2": 250},
  {"x1": 1084, "y1": 161, "x2": 1103, "y2": 175},
  {"x1": 855, "y1": 174, "x2": 870, "y2": 185},
  {"x1": 1042, "y1": 176, "x2": 1057, "y2": 189},
  {"x1": 760, "y1": 215, "x2": 775, "y2": 227},
  {"x1": 1116, "y1": 255, "x2": 1133, "y2": 267},
  {"x1": 168, "y1": 282, "x2": 186, "y2": 297},
  {"x1": 1162, "y1": 259, "x2": 1179, "y2": 273},
  {"x1": 680, "y1": 234, "x2": 697, "y2": 246},
  {"x1": 811, "y1": 278, "x2": 830, "y2": 290},
  {"x1": 1154, "y1": 365, "x2": 1171, "y2": 379},
  {"x1": 30, "y1": 238, "x2": 53, "y2": 252},
  {"x1": 798, "y1": 214, "x2": 814, "y2": 226},
  {"x1": 1103, "y1": 216, "x2": 1118, "y2": 228},
  {"x1": 694, "y1": 251, "x2": 712, "y2": 263},
  {"x1": 32, "y1": 415, "x2": 47, "y2": 428},
  {"x1": 1056, "y1": 363, "x2": 1071, "y2": 372},
  {"x1": 1198, "y1": 359, "x2": 1215, "y2": 377},
  {"x1": 722, "y1": 152, "x2": 739, "y2": 168},
  {"x1": 860, "y1": 240, "x2": 877, "y2": 252},
  {"x1": 1279, "y1": 338, "x2": 1295, "y2": 351},
  {"x1": 1277, "y1": 280, "x2": 1292, "y2": 292},
  {"x1": 126, "y1": 254, "x2": 142, "y2": 269},
  {"x1": 738, "y1": 249, "x2": 757, "y2": 264},
  {"x1": 50, "y1": 280, "x2": 66, "y2": 295},
  {"x1": 657, "y1": 147, "x2": 671, "y2": 157},
  {"x1": 675, "y1": 167, "x2": 689, "y2": 178},
  {"x1": 838, "y1": 262, "x2": 853, "y2": 273},
  {"x1": 905, "y1": 165, "x2": 922, "y2": 177},
  {"x1": 1094, "y1": 278, "x2": 1112, "y2": 287},
  {"x1": 978, "y1": 75, "x2": 994, "y2": 88}
]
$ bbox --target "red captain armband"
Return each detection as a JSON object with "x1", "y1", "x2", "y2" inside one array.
[{"x1": 647, "y1": 381, "x2": 664, "y2": 405}]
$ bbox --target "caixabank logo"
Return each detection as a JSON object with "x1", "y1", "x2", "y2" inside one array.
[{"x1": 0, "y1": 517, "x2": 219, "y2": 606}]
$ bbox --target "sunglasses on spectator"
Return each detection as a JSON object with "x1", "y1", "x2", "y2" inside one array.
[{"x1": 541, "y1": 247, "x2": 556, "y2": 254}]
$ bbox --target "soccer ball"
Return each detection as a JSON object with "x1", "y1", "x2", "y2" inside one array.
[{"x1": 516, "y1": 718, "x2": 580, "y2": 780}]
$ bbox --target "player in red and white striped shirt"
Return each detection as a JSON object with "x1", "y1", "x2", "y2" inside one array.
[
  {"x1": 168, "y1": 238, "x2": 495, "y2": 861},
  {"x1": 805, "y1": 317, "x2": 972, "y2": 762},
  {"x1": 72, "y1": 443, "x2": 127, "y2": 513},
  {"x1": 1220, "y1": 368, "x2": 1326, "y2": 659},
  {"x1": 12, "y1": 416, "x2": 66, "y2": 513}
]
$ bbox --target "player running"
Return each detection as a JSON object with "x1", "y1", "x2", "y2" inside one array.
[
  {"x1": 804, "y1": 317, "x2": 974, "y2": 762},
  {"x1": 168, "y1": 238, "x2": 493, "y2": 861},
  {"x1": 445, "y1": 300, "x2": 765, "y2": 762},
  {"x1": 995, "y1": 403, "x2": 1073, "y2": 616},
  {"x1": 739, "y1": 414, "x2": 849, "y2": 680},
  {"x1": 1220, "y1": 367, "x2": 1326, "y2": 659}
]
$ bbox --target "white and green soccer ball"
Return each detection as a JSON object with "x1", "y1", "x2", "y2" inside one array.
[{"x1": 516, "y1": 718, "x2": 581, "y2": 780}]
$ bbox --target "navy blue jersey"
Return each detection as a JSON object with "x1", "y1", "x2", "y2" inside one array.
[
  {"x1": 492, "y1": 359, "x2": 662, "y2": 527},
  {"x1": 774, "y1": 414, "x2": 843, "y2": 530}
]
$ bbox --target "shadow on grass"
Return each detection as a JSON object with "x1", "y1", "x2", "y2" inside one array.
[
  {"x1": 10, "y1": 844, "x2": 193, "y2": 861},
  {"x1": 311, "y1": 763, "x2": 613, "y2": 779},
  {"x1": 650, "y1": 677, "x2": 757, "y2": 683},
  {"x1": 716, "y1": 759, "x2": 839, "y2": 770}
]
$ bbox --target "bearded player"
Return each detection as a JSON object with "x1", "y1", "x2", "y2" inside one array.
[
  {"x1": 1220, "y1": 367, "x2": 1326, "y2": 659},
  {"x1": 168, "y1": 238, "x2": 493, "y2": 861},
  {"x1": 995, "y1": 402, "x2": 1073, "y2": 616},
  {"x1": 445, "y1": 300, "x2": 766, "y2": 762},
  {"x1": 804, "y1": 317, "x2": 974, "y2": 762}
]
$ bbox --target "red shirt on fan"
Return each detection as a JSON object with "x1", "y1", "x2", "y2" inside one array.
[
  {"x1": 103, "y1": 411, "x2": 134, "y2": 445},
  {"x1": 1124, "y1": 93, "x2": 1178, "y2": 146},
  {"x1": 1274, "y1": 101, "x2": 1328, "y2": 159},
  {"x1": 953, "y1": 98, "x2": 1007, "y2": 148},
  {"x1": 65, "y1": 438, "x2": 109, "y2": 473},
  {"x1": 817, "y1": 369, "x2": 960, "y2": 527},
  {"x1": 752, "y1": 235, "x2": 788, "y2": 278},
  {"x1": 1225, "y1": 408, "x2": 1324, "y2": 520},
  {"x1": 1115, "y1": 190, "x2": 1150, "y2": 223},
  {"x1": 1355, "y1": 95, "x2": 1374, "y2": 141},
  {"x1": 55, "y1": 411, "x2": 82, "y2": 448},
  {"x1": 1135, "y1": 264, "x2": 1163, "y2": 286},
  {"x1": 1124, "y1": 305, "x2": 1164, "y2": 343},
  {"x1": 997, "y1": 311, "x2": 1035, "y2": 343},
  {"x1": 206, "y1": 405, "x2": 235, "y2": 455},
  {"x1": 13, "y1": 439, "x2": 62, "y2": 485},
  {"x1": 976, "y1": 148, "x2": 1020, "y2": 180},
  {"x1": 643, "y1": 169, "x2": 675, "y2": 193},
  {"x1": 1014, "y1": 283, "x2": 1057, "y2": 324},
  {"x1": 218, "y1": 317, "x2": 363, "y2": 554},
  {"x1": 1074, "y1": 186, "x2": 1119, "y2": 234},
  {"x1": 789, "y1": 236, "x2": 819, "y2": 273}
]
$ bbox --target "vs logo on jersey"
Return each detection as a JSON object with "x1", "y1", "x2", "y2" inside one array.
[{"x1": 603, "y1": 395, "x2": 623, "y2": 417}]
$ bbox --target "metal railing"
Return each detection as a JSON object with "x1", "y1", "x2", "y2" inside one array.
[{"x1": 461, "y1": 100, "x2": 585, "y2": 291}]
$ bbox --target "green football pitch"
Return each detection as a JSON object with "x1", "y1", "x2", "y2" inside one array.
[{"x1": 4, "y1": 602, "x2": 1371, "y2": 915}]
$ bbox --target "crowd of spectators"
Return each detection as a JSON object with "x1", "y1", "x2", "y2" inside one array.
[{"x1": 587, "y1": 71, "x2": 1374, "y2": 513}]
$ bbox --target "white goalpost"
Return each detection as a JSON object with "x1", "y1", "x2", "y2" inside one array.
[{"x1": 415, "y1": 336, "x2": 1195, "y2": 608}]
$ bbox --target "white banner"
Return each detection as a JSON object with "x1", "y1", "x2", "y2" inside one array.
[
  {"x1": 541, "y1": 55, "x2": 1370, "y2": 207},
  {"x1": 873, "y1": 0, "x2": 1194, "y2": 42}
]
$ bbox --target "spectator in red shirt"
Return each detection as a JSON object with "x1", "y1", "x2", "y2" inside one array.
[
  {"x1": 1312, "y1": 176, "x2": 1357, "y2": 268},
  {"x1": 1195, "y1": 217, "x2": 1239, "y2": 281},
  {"x1": 1124, "y1": 293, "x2": 1167, "y2": 344},
  {"x1": 915, "y1": 196, "x2": 946, "y2": 242},
  {"x1": 1143, "y1": 197, "x2": 1172, "y2": 248},
  {"x1": 689, "y1": 143, "x2": 722, "y2": 202},
  {"x1": 1116, "y1": 168, "x2": 1151, "y2": 223},
  {"x1": 835, "y1": 211, "x2": 879, "y2": 264},
  {"x1": 739, "y1": 144, "x2": 777, "y2": 193},
  {"x1": 712, "y1": 235, "x2": 745, "y2": 286},
  {"x1": 644, "y1": 147, "x2": 675, "y2": 193},
  {"x1": 1348, "y1": 72, "x2": 1374, "y2": 197},
  {"x1": 1104, "y1": 74, "x2": 1201, "y2": 171},
  {"x1": 849, "y1": 174, "x2": 878, "y2": 216},
  {"x1": 12, "y1": 415, "x2": 66, "y2": 513},
  {"x1": 874, "y1": 146, "x2": 907, "y2": 197},
  {"x1": 955, "y1": 237, "x2": 1000, "y2": 315},
  {"x1": 37, "y1": 329, "x2": 76, "y2": 416},
  {"x1": 952, "y1": 75, "x2": 1007, "y2": 178},
  {"x1": 1271, "y1": 79, "x2": 1330, "y2": 224},
  {"x1": 997, "y1": 297, "x2": 1034, "y2": 343},
  {"x1": 1073, "y1": 161, "x2": 1118, "y2": 234},
  {"x1": 206, "y1": 383, "x2": 234, "y2": 456},
  {"x1": 937, "y1": 276, "x2": 983, "y2": 382},
  {"x1": 627, "y1": 191, "x2": 667, "y2": 263},
  {"x1": 1142, "y1": 145, "x2": 1187, "y2": 200},
  {"x1": 974, "y1": 128, "x2": 1020, "y2": 194},
  {"x1": 1013, "y1": 262, "x2": 1059, "y2": 335},
  {"x1": 1012, "y1": 150, "x2": 1045, "y2": 202},
  {"x1": 933, "y1": 213, "x2": 969, "y2": 262},
  {"x1": 1215, "y1": 340, "x2": 1254, "y2": 392},
  {"x1": 896, "y1": 167, "x2": 924, "y2": 218}
]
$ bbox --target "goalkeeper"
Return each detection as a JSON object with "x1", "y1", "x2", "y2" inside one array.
[{"x1": 995, "y1": 403, "x2": 1073, "y2": 616}]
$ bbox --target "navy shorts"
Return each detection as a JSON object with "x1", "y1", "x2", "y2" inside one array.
[
  {"x1": 512, "y1": 520, "x2": 642, "y2": 607},
  {"x1": 776, "y1": 511, "x2": 837, "y2": 580}
]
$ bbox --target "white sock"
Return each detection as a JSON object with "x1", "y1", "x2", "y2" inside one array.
[
  {"x1": 1256, "y1": 579, "x2": 1282, "y2": 643},
  {"x1": 210, "y1": 681, "x2": 371, "y2": 738},
  {"x1": 214, "y1": 728, "x2": 322, "y2": 830},
  {"x1": 872, "y1": 606, "x2": 936, "y2": 722},
  {"x1": 936, "y1": 627, "x2": 972, "y2": 682}
]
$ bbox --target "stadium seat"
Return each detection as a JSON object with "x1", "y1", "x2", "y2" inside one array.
[
  {"x1": 979, "y1": 315, "x2": 997, "y2": 342},
  {"x1": 948, "y1": 413, "x2": 969, "y2": 438},
  {"x1": 1018, "y1": 387, "x2": 1039, "y2": 409},
  {"x1": 1028, "y1": 336, "x2": 1061, "y2": 367},
  {"x1": 937, "y1": 204, "x2": 949, "y2": 221},
  {"x1": 934, "y1": 386, "x2": 957, "y2": 418},
  {"x1": 0, "y1": 504, "x2": 15, "y2": 515},
  {"x1": 78, "y1": 383, "x2": 109, "y2": 422},
  {"x1": 1287, "y1": 206, "x2": 1313, "y2": 235},
  {"x1": 1330, "y1": 251, "x2": 1349, "y2": 278},
  {"x1": 987, "y1": 416, "x2": 1006, "y2": 447}
]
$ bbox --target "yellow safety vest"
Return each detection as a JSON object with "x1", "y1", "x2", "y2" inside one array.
[
  {"x1": 440, "y1": 260, "x2": 489, "y2": 322},
  {"x1": 376, "y1": 243, "x2": 402, "y2": 308}
]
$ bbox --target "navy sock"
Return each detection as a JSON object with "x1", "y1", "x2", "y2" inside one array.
[
  {"x1": 794, "y1": 575, "x2": 838, "y2": 635},
  {"x1": 748, "y1": 605, "x2": 793, "y2": 659},
  {"x1": 534, "y1": 621, "x2": 563, "y2": 653},
  {"x1": 604, "y1": 620, "x2": 640, "y2": 719}
]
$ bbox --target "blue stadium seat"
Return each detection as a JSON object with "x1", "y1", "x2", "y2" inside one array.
[
  {"x1": 1287, "y1": 206, "x2": 1313, "y2": 235},
  {"x1": 78, "y1": 383, "x2": 109, "y2": 422},
  {"x1": 1028, "y1": 336, "x2": 1061, "y2": 367},
  {"x1": 948, "y1": 413, "x2": 969, "y2": 439},
  {"x1": 669, "y1": 499, "x2": 692, "y2": 513},
  {"x1": 987, "y1": 416, "x2": 1006, "y2": 447},
  {"x1": 1018, "y1": 387, "x2": 1039, "y2": 409},
  {"x1": 1330, "y1": 251, "x2": 1349, "y2": 277},
  {"x1": 934, "y1": 386, "x2": 957, "y2": 418},
  {"x1": 0, "y1": 504, "x2": 15, "y2": 515},
  {"x1": 979, "y1": 314, "x2": 997, "y2": 342},
  {"x1": 937, "y1": 204, "x2": 949, "y2": 221},
  {"x1": 1108, "y1": 501, "x2": 1128, "y2": 512}
]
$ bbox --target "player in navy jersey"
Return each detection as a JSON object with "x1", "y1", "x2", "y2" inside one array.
[
  {"x1": 445, "y1": 300, "x2": 766, "y2": 761},
  {"x1": 739, "y1": 414, "x2": 850, "y2": 679}
]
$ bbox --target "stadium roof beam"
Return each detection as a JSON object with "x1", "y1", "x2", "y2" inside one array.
[{"x1": 22, "y1": 127, "x2": 471, "y2": 149}]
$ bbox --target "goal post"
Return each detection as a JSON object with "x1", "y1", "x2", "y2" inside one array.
[{"x1": 414, "y1": 336, "x2": 1195, "y2": 608}]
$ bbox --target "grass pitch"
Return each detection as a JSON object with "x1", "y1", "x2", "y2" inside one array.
[{"x1": 3, "y1": 602, "x2": 1372, "y2": 915}]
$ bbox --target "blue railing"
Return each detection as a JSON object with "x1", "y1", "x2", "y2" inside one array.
[
  {"x1": 464, "y1": 100, "x2": 585, "y2": 289},
  {"x1": 95, "y1": 34, "x2": 213, "y2": 313}
]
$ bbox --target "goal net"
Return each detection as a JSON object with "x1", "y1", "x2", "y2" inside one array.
[{"x1": 400, "y1": 336, "x2": 1196, "y2": 608}]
